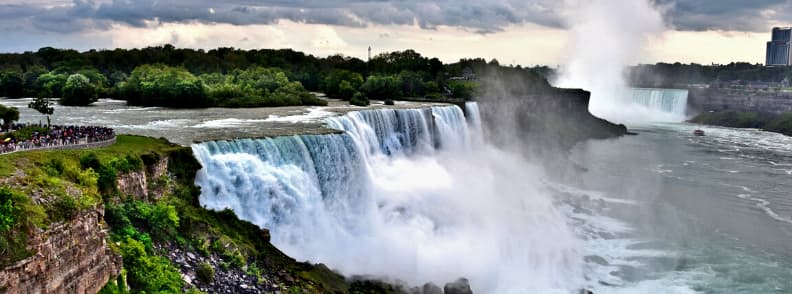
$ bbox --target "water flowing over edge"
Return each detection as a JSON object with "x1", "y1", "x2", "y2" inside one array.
[{"x1": 192, "y1": 103, "x2": 584, "y2": 293}]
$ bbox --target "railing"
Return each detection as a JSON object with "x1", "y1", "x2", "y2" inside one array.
[{"x1": 0, "y1": 136, "x2": 116, "y2": 155}]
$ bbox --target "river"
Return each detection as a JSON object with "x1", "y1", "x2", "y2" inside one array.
[
  {"x1": 569, "y1": 123, "x2": 792, "y2": 293},
  {"x1": 1, "y1": 98, "x2": 790, "y2": 293}
]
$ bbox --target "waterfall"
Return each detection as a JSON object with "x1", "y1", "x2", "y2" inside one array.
[
  {"x1": 628, "y1": 88, "x2": 689, "y2": 121},
  {"x1": 192, "y1": 104, "x2": 583, "y2": 293}
]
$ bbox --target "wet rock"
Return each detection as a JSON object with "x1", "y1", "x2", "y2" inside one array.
[{"x1": 443, "y1": 278, "x2": 473, "y2": 294}]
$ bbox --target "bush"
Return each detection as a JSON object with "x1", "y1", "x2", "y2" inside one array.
[
  {"x1": 196, "y1": 262, "x2": 215, "y2": 284},
  {"x1": 120, "y1": 237, "x2": 183, "y2": 293},
  {"x1": 384, "y1": 99, "x2": 395, "y2": 106},
  {"x1": 350, "y1": 92, "x2": 370, "y2": 106},
  {"x1": 49, "y1": 195, "x2": 78, "y2": 221}
]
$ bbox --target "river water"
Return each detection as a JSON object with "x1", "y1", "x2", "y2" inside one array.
[
  {"x1": 568, "y1": 123, "x2": 792, "y2": 293},
  {"x1": 2, "y1": 98, "x2": 789, "y2": 293}
]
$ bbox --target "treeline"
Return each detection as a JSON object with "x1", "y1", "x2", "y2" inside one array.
[
  {"x1": 628, "y1": 62, "x2": 792, "y2": 87},
  {"x1": 0, "y1": 46, "x2": 529, "y2": 108}
]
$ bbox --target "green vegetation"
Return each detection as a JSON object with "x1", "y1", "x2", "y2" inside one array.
[
  {"x1": 690, "y1": 111, "x2": 792, "y2": 136},
  {"x1": 1, "y1": 46, "x2": 552, "y2": 108},
  {"x1": 120, "y1": 64, "x2": 209, "y2": 108},
  {"x1": 120, "y1": 237, "x2": 184, "y2": 293},
  {"x1": 0, "y1": 104, "x2": 19, "y2": 128},
  {"x1": 27, "y1": 97, "x2": 54, "y2": 127},
  {"x1": 61, "y1": 73, "x2": 99, "y2": 106},
  {"x1": 350, "y1": 92, "x2": 370, "y2": 106},
  {"x1": 196, "y1": 262, "x2": 215, "y2": 284}
]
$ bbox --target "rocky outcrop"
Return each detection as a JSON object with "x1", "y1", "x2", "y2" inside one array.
[
  {"x1": 116, "y1": 157, "x2": 169, "y2": 201},
  {"x1": 478, "y1": 87, "x2": 628, "y2": 158},
  {"x1": 0, "y1": 208, "x2": 121, "y2": 294},
  {"x1": 688, "y1": 88, "x2": 792, "y2": 115}
]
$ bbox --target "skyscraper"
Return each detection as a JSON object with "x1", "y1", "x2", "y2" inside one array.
[{"x1": 766, "y1": 27, "x2": 792, "y2": 66}]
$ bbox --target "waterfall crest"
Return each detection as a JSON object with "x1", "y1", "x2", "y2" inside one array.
[{"x1": 192, "y1": 104, "x2": 583, "y2": 292}]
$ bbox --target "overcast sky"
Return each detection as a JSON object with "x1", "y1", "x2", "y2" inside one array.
[{"x1": 0, "y1": 0, "x2": 786, "y2": 65}]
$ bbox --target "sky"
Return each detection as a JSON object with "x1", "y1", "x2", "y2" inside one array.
[{"x1": 0, "y1": 0, "x2": 786, "y2": 66}]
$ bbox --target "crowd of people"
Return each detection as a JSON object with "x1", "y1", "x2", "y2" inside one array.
[{"x1": 0, "y1": 124, "x2": 115, "y2": 154}]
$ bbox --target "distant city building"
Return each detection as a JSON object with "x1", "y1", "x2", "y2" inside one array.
[{"x1": 766, "y1": 27, "x2": 792, "y2": 66}]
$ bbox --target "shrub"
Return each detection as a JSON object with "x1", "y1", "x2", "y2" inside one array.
[
  {"x1": 49, "y1": 195, "x2": 78, "y2": 221},
  {"x1": 384, "y1": 99, "x2": 395, "y2": 106},
  {"x1": 196, "y1": 262, "x2": 215, "y2": 284},
  {"x1": 120, "y1": 237, "x2": 183, "y2": 293},
  {"x1": 350, "y1": 92, "x2": 370, "y2": 106}
]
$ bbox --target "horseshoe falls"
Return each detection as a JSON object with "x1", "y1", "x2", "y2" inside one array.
[
  {"x1": 192, "y1": 103, "x2": 583, "y2": 293},
  {"x1": 629, "y1": 88, "x2": 689, "y2": 121}
]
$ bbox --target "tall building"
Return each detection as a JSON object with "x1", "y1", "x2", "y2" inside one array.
[{"x1": 766, "y1": 27, "x2": 792, "y2": 66}]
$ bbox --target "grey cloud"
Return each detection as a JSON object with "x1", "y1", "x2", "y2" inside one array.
[
  {"x1": 661, "y1": 0, "x2": 790, "y2": 32},
  {"x1": 1, "y1": 0, "x2": 790, "y2": 35}
]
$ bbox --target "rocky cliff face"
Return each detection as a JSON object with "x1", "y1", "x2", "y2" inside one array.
[
  {"x1": 116, "y1": 157, "x2": 169, "y2": 201},
  {"x1": 0, "y1": 208, "x2": 121, "y2": 294},
  {"x1": 478, "y1": 87, "x2": 628, "y2": 158},
  {"x1": 688, "y1": 88, "x2": 792, "y2": 115}
]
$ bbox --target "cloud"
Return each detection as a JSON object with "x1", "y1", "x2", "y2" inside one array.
[
  {"x1": 0, "y1": 0, "x2": 565, "y2": 34},
  {"x1": 659, "y1": 0, "x2": 790, "y2": 32},
  {"x1": 2, "y1": 0, "x2": 791, "y2": 35}
]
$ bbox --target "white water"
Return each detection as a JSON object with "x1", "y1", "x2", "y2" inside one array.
[
  {"x1": 628, "y1": 88, "x2": 689, "y2": 121},
  {"x1": 193, "y1": 103, "x2": 584, "y2": 292}
]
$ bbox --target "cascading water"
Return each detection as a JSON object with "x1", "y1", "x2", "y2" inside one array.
[
  {"x1": 193, "y1": 104, "x2": 584, "y2": 293},
  {"x1": 629, "y1": 88, "x2": 689, "y2": 120}
]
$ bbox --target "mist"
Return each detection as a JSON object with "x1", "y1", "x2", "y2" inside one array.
[{"x1": 554, "y1": 0, "x2": 678, "y2": 124}]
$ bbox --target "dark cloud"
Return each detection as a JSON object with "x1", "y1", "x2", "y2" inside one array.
[
  {"x1": 0, "y1": 0, "x2": 789, "y2": 34},
  {"x1": 0, "y1": 0, "x2": 564, "y2": 33},
  {"x1": 660, "y1": 0, "x2": 789, "y2": 32}
]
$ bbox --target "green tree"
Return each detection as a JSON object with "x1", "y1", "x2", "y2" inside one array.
[
  {"x1": 28, "y1": 97, "x2": 55, "y2": 127},
  {"x1": 0, "y1": 105, "x2": 20, "y2": 128},
  {"x1": 322, "y1": 69, "x2": 363, "y2": 99},
  {"x1": 120, "y1": 64, "x2": 209, "y2": 108},
  {"x1": 360, "y1": 75, "x2": 402, "y2": 100},
  {"x1": 0, "y1": 70, "x2": 24, "y2": 98},
  {"x1": 337, "y1": 80, "x2": 356, "y2": 100},
  {"x1": 61, "y1": 74, "x2": 99, "y2": 106},
  {"x1": 35, "y1": 72, "x2": 68, "y2": 98},
  {"x1": 448, "y1": 80, "x2": 477, "y2": 100}
]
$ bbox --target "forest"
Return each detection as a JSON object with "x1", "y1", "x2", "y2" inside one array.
[
  {"x1": 0, "y1": 46, "x2": 518, "y2": 108},
  {"x1": 628, "y1": 62, "x2": 792, "y2": 87}
]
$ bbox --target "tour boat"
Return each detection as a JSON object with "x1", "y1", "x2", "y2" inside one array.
[{"x1": 693, "y1": 129, "x2": 705, "y2": 136}]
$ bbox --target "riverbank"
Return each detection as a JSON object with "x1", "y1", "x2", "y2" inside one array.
[{"x1": 689, "y1": 110, "x2": 792, "y2": 136}]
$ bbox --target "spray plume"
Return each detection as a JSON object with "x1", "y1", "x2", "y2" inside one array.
[{"x1": 555, "y1": 0, "x2": 679, "y2": 124}]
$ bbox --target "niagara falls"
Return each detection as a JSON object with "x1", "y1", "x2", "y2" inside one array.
[{"x1": 1, "y1": 0, "x2": 792, "y2": 293}]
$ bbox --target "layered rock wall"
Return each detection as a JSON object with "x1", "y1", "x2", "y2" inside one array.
[
  {"x1": 688, "y1": 88, "x2": 792, "y2": 115},
  {"x1": 0, "y1": 209, "x2": 121, "y2": 294}
]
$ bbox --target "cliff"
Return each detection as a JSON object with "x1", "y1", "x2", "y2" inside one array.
[
  {"x1": 477, "y1": 85, "x2": 628, "y2": 159},
  {"x1": 0, "y1": 209, "x2": 121, "y2": 294},
  {"x1": 688, "y1": 88, "x2": 792, "y2": 115}
]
